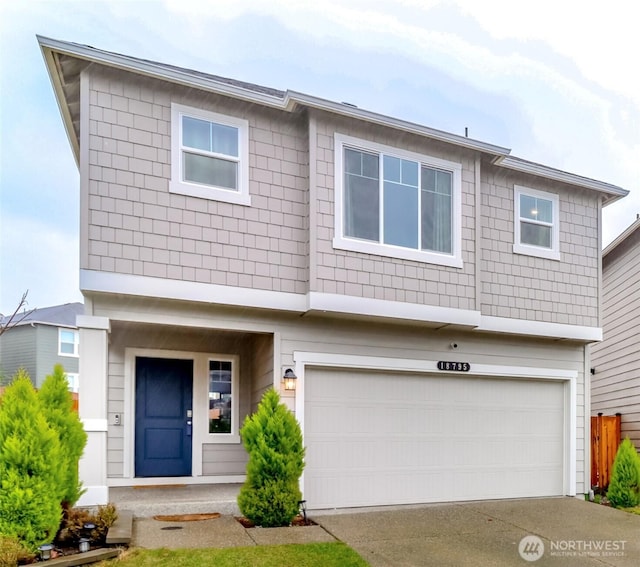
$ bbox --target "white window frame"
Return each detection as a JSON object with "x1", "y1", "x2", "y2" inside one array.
[
  {"x1": 206, "y1": 355, "x2": 240, "y2": 443},
  {"x1": 58, "y1": 328, "x2": 79, "y2": 357},
  {"x1": 170, "y1": 103, "x2": 250, "y2": 206},
  {"x1": 66, "y1": 372, "x2": 79, "y2": 393},
  {"x1": 514, "y1": 185, "x2": 560, "y2": 261},
  {"x1": 333, "y1": 133, "x2": 463, "y2": 268}
]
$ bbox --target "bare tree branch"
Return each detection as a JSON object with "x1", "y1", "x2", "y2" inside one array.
[{"x1": 0, "y1": 291, "x2": 34, "y2": 337}]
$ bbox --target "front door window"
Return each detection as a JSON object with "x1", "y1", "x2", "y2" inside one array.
[{"x1": 209, "y1": 360, "x2": 233, "y2": 434}]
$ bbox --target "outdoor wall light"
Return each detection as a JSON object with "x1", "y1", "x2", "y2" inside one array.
[
  {"x1": 38, "y1": 544, "x2": 54, "y2": 561},
  {"x1": 283, "y1": 368, "x2": 297, "y2": 391}
]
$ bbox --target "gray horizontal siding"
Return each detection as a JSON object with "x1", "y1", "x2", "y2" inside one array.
[
  {"x1": 93, "y1": 294, "x2": 589, "y2": 494},
  {"x1": 0, "y1": 325, "x2": 38, "y2": 384},
  {"x1": 202, "y1": 445, "x2": 248, "y2": 476},
  {"x1": 591, "y1": 228, "x2": 640, "y2": 448}
]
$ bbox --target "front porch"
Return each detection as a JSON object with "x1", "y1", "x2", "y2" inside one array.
[
  {"x1": 77, "y1": 311, "x2": 290, "y2": 507},
  {"x1": 109, "y1": 483, "x2": 243, "y2": 517}
]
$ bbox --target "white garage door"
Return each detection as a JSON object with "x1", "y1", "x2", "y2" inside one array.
[{"x1": 304, "y1": 368, "x2": 565, "y2": 509}]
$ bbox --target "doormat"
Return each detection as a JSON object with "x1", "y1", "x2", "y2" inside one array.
[{"x1": 153, "y1": 513, "x2": 221, "y2": 522}]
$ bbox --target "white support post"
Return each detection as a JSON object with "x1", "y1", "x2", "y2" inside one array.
[{"x1": 76, "y1": 315, "x2": 110, "y2": 506}]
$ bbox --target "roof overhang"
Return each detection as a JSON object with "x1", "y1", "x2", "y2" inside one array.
[
  {"x1": 603, "y1": 216, "x2": 640, "y2": 257},
  {"x1": 38, "y1": 35, "x2": 630, "y2": 202}
]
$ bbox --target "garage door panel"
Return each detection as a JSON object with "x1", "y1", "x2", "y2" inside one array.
[{"x1": 304, "y1": 368, "x2": 565, "y2": 509}]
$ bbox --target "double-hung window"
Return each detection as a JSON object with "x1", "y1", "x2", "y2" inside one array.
[
  {"x1": 170, "y1": 103, "x2": 250, "y2": 205},
  {"x1": 514, "y1": 186, "x2": 560, "y2": 260},
  {"x1": 334, "y1": 134, "x2": 462, "y2": 267},
  {"x1": 58, "y1": 329, "x2": 79, "y2": 357}
]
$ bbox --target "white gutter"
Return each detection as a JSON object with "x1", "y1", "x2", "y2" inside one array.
[
  {"x1": 38, "y1": 35, "x2": 631, "y2": 200},
  {"x1": 494, "y1": 155, "x2": 628, "y2": 202},
  {"x1": 37, "y1": 35, "x2": 510, "y2": 159},
  {"x1": 286, "y1": 91, "x2": 510, "y2": 156}
]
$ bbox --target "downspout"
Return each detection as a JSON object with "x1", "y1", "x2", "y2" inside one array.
[
  {"x1": 584, "y1": 344, "x2": 592, "y2": 497},
  {"x1": 474, "y1": 156, "x2": 482, "y2": 311},
  {"x1": 584, "y1": 197, "x2": 604, "y2": 495}
]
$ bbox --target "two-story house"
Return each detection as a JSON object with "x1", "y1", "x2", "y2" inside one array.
[
  {"x1": 591, "y1": 217, "x2": 640, "y2": 448},
  {"x1": 0, "y1": 302, "x2": 83, "y2": 390},
  {"x1": 39, "y1": 36, "x2": 629, "y2": 509}
]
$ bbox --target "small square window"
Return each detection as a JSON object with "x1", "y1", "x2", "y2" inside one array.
[
  {"x1": 514, "y1": 186, "x2": 560, "y2": 260},
  {"x1": 58, "y1": 329, "x2": 79, "y2": 357},
  {"x1": 170, "y1": 103, "x2": 250, "y2": 205}
]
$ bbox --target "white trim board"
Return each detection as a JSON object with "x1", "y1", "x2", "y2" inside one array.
[
  {"x1": 307, "y1": 292, "x2": 479, "y2": 327},
  {"x1": 107, "y1": 475, "x2": 245, "y2": 487},
  {"x1": 81, "y1": 269, "x2": 602, "y2": 342},
  {"x1": 39, "y1": 36, "x2": 628, "y2": 201},
  {"x1": 293, "y1": 351, "x2": 577, "y2": 500},
  {"x1": 76, "y1": 485, "x2": 109, "y2": 507},
  {"x1": 81, "y1": 270, "x2": 307, "y2": 313}
]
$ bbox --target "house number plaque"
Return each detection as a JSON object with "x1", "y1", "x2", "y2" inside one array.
[{"x1": 437, "y1": 361, "x2": 471, "y2": 372}]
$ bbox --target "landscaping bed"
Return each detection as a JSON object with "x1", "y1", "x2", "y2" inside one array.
[{"x1": 235, "y1": 514, "x2": 316, "y2": 528}]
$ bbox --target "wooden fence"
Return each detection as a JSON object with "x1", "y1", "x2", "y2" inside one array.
[{"x1": 591, "y1": 413, "x2": 621, "y2": 490}]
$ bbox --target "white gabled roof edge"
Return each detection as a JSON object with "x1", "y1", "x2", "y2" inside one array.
[
  {"x1": 36, "y1": 35, "x2": 511, "y2": 158},
  {"x1": 37, "y1": 35, "x2": 286, "y2": 108},
  {"x1": 285, "y1": 91, "x2": 511, "y2": 156},
  {"x1": 495, "y1": 155, "x2": 628, "y2": 201},
  {"x1": 38, "y1": 35, "x2": 630, "y2": 201},
  {"x1": 603, "y1": 216, "x2": 640, "y2": 257}
]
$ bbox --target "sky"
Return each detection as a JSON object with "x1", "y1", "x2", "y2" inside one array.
[{"x1": 0, "y1": 0, "x2": 638, "y2": 315}]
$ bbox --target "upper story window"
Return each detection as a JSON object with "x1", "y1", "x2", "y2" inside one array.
[
  {"x1": 207, "y1": 357, "x2": 239, "y2": 441},
  {"x1": 334, "y1": 134, "x2": 462, "y2": 268},
  {"x1": 514, "y1": 185, "x2": 560, "y2": 260},
  {"x1": 58, "y1": 329, "x2": 79, "y2": 357},
  {"x1": 170, "y1": 103, "x2": 250, "y2": 205}
]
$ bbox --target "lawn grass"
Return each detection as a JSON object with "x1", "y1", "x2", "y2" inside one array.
[{"x1": 97, "y1": 542, "x2": 369, "y2": 566}]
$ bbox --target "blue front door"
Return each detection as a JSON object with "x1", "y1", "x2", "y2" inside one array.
[{"x1": 135, "y1": 357, "x2": 193, "y2": 477}]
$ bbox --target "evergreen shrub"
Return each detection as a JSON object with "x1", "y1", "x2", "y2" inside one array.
[
  {"x1": 0, "y1": 371, "x2": 62, "y2": 550},
  {"x1": 39, "y1": 364, "x2": 87, "y2": 508},
  {"x1": 607, "y1": 437, "x2": 640, "y2": 508},
  {"x1": 237, "y1": 389, "x2": 305, "y2": 527}
]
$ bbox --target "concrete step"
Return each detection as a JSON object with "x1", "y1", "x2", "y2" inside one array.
[
  {"x1": 109, "y1": 483, "x2": 242, "y2": 518},
  {"x1": 106, "y1": 510, "x2": 133, "y2": 545}
]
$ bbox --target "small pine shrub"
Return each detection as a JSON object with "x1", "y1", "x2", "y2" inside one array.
[
  {"x1": 607, "y1": 437, "x2": 640, "y2": 508},
  {"x1": 39, "y1": 364, "x2": 88, "y2": 508},
  {"x1": 238, "y1": 389, "x2": 305, "y2": 527},
  {"x1": 0, "y1": 371, "x2": 63, "y2": 551}
]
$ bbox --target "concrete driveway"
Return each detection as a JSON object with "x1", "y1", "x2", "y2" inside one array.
[{"x1": 314, "y1": 497, "x2": 640, "y2": 566}]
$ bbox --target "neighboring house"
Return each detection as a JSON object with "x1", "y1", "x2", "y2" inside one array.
[
  {"x1": 0, "y1": 302, "x2": 83, "y2": 390},
  {"x1": 39, "y1": 36, "x2": 630, "y2": 510},
  {"x1": 591, "y1": 217, "x2": 640, "y2": 448}
]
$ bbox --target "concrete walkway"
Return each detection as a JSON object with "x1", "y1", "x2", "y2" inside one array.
[{"x1": 127, "y1": 496, "x2": 640, "y2": 566}]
